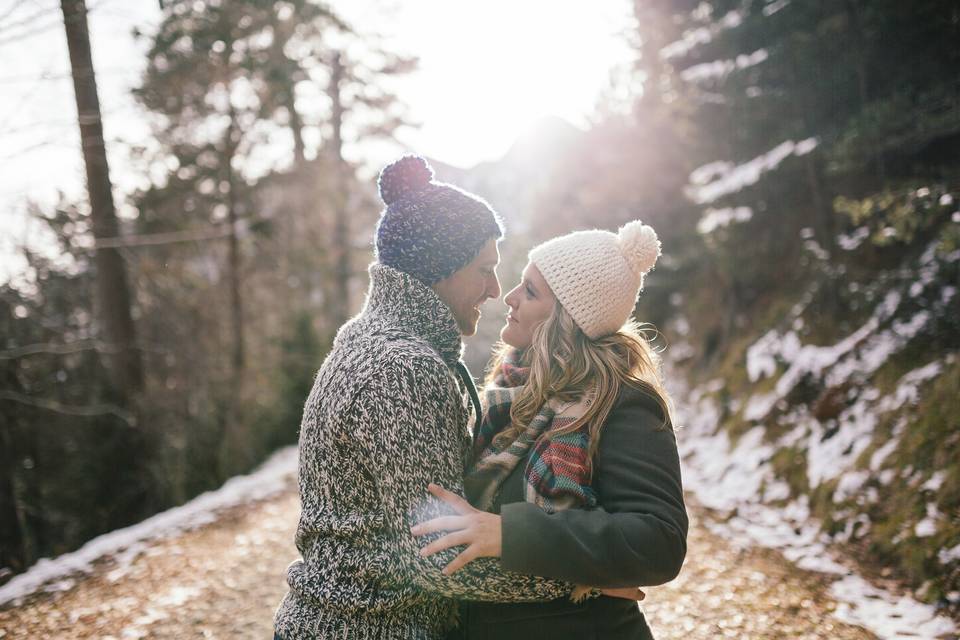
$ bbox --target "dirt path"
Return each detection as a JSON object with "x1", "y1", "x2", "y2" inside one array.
[{"x1": 0, "y1": 490, "x2": 877, "y2": 639}]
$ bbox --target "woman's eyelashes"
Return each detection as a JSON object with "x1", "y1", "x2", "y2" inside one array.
[{"x1": 524, "y1": 282, "x2": 536, "y2": 299}]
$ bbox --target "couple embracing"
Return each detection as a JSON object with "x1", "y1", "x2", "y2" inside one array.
[{"x1": 273, "y1": 155, "x2": 688, "y2": 640}]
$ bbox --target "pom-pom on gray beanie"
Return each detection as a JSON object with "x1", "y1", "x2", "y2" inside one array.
[{"x1": 374, "y1": 155, "x2": 504, "y2": 285}]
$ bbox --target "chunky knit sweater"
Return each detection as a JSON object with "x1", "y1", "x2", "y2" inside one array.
[{"x1": 273, "y1": 264, "x2": 570, "y2": 640}]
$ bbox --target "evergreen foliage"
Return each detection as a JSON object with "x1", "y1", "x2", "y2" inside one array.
[{"x1": 1, "y1": 0, "x2": 412, "y2": 583}]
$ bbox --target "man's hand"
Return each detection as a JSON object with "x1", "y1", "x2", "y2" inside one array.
[
  {"x1": 600, "y1": 587, "x2": 646, "y2": 601},
  {"x1": 411, "y1": 483, "x2": 502, "y2": 574}
]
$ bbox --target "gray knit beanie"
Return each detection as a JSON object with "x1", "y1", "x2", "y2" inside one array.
[{"x1": 374, "y1": 155, "x2": 504, "y2": 285}]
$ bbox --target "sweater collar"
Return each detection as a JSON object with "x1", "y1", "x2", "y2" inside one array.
[{"x1": 363, "y1": 263, "x2": 463, "y2": 367}]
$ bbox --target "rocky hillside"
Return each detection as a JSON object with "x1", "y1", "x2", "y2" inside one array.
[{"x1": 669, "y1": 188, "x2": 959, "y2": 615}]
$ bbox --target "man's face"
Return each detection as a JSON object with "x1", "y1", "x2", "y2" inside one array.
[{"x1": 431, "y1": 239, "x2": 502, "y2": 337}]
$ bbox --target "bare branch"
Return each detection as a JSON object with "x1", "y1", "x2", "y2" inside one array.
[
  {"x1": 93, "y1": 226, "x2": 234, "y2": 249},
  {"x1": 0, "y1": 390, "x2": 136, "y2": 425},
  {"x1": 0, "y1": 338, "x2": 110, "y2": 359}
]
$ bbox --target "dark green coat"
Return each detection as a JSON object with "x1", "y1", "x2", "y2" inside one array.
[{"x1": 455, "y1": 386, "x2": 688, "y2": 640}]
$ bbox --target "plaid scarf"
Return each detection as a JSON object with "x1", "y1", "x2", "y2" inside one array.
[{"x1": 464, "y1": 350, "x2": 598, "y2": 514}]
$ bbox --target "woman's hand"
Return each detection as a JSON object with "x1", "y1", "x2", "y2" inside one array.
[{"x1": 410, "y1": 483, "x2": 502, "y2": 575}]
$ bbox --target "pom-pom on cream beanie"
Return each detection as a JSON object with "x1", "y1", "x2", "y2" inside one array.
[{"x1": 528, "y1": 220, "x2": 661, "y2": 339}]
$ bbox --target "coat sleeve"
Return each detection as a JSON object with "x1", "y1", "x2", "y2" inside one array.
[
  {"x1": 353, "y1": 354, "x2": 572, "y2": 602},
  {"x1": 499, "y1": 392, "x2": 688, "y2": 588}
]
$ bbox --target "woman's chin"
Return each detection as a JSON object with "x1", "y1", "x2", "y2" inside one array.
[{"x1": 500, "y1": 325, "x2": 529, "y2": 350}]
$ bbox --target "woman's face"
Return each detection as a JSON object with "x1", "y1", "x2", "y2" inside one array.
[{"x1": 500, "y1": 262, "x2": 556, "y2": 350}]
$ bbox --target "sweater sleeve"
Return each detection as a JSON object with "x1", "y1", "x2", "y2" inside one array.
[
  {"x1": 500, "y1": 392, "x2": 688, "y2": 588},
  {"x1": 353, "y1": 354, "x2": 572, "y2": 602}
]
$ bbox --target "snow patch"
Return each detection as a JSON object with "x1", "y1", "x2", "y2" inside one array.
[
  {"x1": 826, "y1": 309, "x2": 930, "y2": 387},
  {"x1": 689, "y1": 161, "x2": 732, "y2": 186},
  {"x1": 838, "y1": 226, "x2": 870, "y2": 251},
  {"x1": 744, "y1": 391, "x2": 779, "y2": 422},
  {"x1": 833, "y1": 470, "x2": 869, "y2": 503},
  {"x1": 762, "y1": 479, "x2": 791, "y2": 502},
  {"x1": 741, "y1": 289, "x2": 910, "y2": 423},
  {"x1": 942, "y1": 286, "x2": 957, "y2": 304},
  {"x1": 661, "y1": 10, "x2": 743, "y2": 60},
  {"x1": 869, "y1": 436, "x2": 900, "y2": 472},
  {"x1": 921, "y1": 471, "x2": 947, "y2": 492},
  {"x1": 763, "y1": 0, "x2": 790, "y2": 17},
  {"x1": 697, "y1": 206, "x2": 753, "y2": 234},
  {"x1": 688, "y1": 138, "x2": 819, "y2": 204},
  {"x1": 746, "y1": 330, "x2": 801, "y2": 382},
  {"x1": 876, "y1": 361, "x2": 942, "y2": 413},
  {"x1": 940, "y1": 543, "x2": 960, "y2": 564},
  {"x1": 830, "y1": 574, "x2": 957, "y2": 638},
  {"x1": 746, "y1": 330, "x2": 781, "y2": 381},
  {"x1": 914, "y1": 503, "x2": 940, "y2": 538},
  {"x1": 803, "y1": 238, "x2": 830, "y2": 261},
  {"x1": 806, "y1": 400, "x2": 877, "y2": 488},
  {"x1": 681, "y1": 49, "x2": 768, "y2": 83}
]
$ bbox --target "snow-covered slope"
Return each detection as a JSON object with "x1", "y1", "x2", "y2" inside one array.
[{"x1": 669, "y1": 219, "x2": 960, "y2": 637}]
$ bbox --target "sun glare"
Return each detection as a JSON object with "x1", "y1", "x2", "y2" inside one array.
[{"x1": 360, "y1": 0, "x2": 635, "y2": 167}]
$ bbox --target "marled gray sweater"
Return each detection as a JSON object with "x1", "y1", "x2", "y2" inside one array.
[{"x1": 273, "y1": 264, "x2": 570, "y2": 640}]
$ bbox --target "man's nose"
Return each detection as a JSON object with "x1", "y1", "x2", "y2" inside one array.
[{"x1": 487, "y1": 276, "x2": 501, "y2": 302}]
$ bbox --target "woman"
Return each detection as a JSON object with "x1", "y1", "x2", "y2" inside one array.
[{"x1": 412, "y1": 221, "x2": 688, "y2": 639}]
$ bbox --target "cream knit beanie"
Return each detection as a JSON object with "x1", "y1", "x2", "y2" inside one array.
[{"x1": 528, "y1": 220, "x2": 661, "y2": 339}]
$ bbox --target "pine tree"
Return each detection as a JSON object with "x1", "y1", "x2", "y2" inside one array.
[{"x1": 320, "y1": 39, "x2": 417, "y2": 327}]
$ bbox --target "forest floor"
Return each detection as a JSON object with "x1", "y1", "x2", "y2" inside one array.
[{"x1": 0, "y1": 486, "x2": 888, "y2": 640}]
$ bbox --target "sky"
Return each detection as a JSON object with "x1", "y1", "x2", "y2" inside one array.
[{"x1": 0, "y1": 0, "x2": 634, "y2": 285}]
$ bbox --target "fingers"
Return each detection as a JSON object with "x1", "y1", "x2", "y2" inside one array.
[
  {"x1": 427, "y1": 483, "x2": 474, "y2": 514},
  {"x1": 442, "y1": 545, "x2": 481, "y2": 575},
  {"x1": 418, "y1": 530, "x2": 473, "y2": 557},
  {"x1": 411, "y1": 515, "x2": 467, "y2": 537}
]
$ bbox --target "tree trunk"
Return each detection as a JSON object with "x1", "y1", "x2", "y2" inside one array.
[
  {"x1": 0, "y1": 362, "x2": 30, "y2": 573},
  {"x1": 287, "y1": 90, "x2": 306, "y2": 165},
  {"x1": 633, "y1": 0, "x2": 669, "y2": 109},
  {"x1": 844, "y1": 0, "x2": 886, "y2": 182},
  {"x1": 271, "y1": 12, "x2": 305, "y2": 165},
  {"x1": 61, "y1": 0, "x2": 143, "y2": 398},
  {"x1": 220, "y1": 21, "x2": 244, "y2": 378},
  {"x1": 218, "y1": 22, "x2": 249, "y2": 477},
  {"x1": 329, "y1": 51, "x2": 350, "y2": 328},
  {"x1": 225, "y1": 118, "x2": 244, "y2": 376}
]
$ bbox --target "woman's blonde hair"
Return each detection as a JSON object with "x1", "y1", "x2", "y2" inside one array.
[{"x1": 485, "y1": 300, "x2": 673, "y2": 473}]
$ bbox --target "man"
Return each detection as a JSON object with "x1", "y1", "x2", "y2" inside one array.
[{"x1": 273, "y1": 156, "x2": 571, "y2": 640}]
